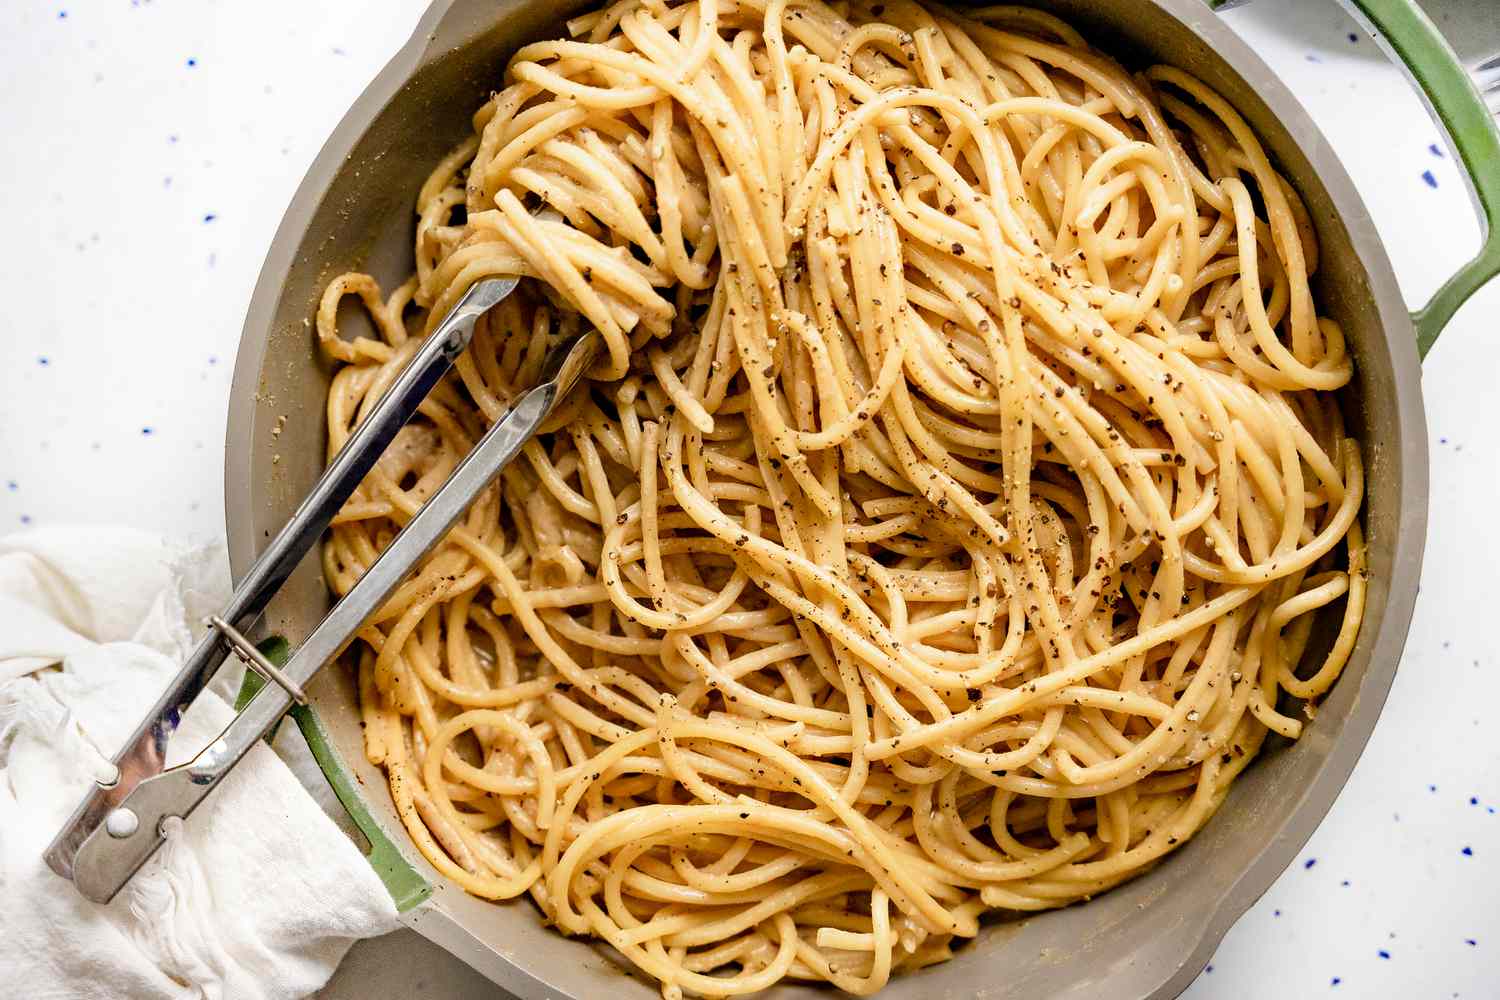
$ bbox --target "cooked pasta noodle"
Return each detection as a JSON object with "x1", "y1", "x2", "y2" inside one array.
[{"x1": 316, "y1": 0, "x2": 1366, "y2": 994}]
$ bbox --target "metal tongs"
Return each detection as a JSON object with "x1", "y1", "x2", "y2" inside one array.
[{"x1": 45, "y1": 276, "x2": 600, "y2": 903}]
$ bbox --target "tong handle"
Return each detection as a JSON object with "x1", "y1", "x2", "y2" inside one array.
[
  {"x1": 44, "y1": 276, "x2": 517, "y2": 891},
  {"x1": 60, "y1": 328, "x2": 599, "y2": 903}
]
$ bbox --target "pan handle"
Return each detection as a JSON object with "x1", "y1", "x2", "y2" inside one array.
[
  {"x1": 238, "y1": 638, "x2": 434, "y2": 912},
  {"x1": 1207, "y1": 0, "x2": 1499, "y2": 357},
  {"x1": 1341, "y1": 0, "x2": 1500, "y2": 357}
]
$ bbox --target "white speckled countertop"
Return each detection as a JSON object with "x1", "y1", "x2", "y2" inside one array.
[{"x1": 3, "y1": 1, "x2": 1497, "y2": 997}]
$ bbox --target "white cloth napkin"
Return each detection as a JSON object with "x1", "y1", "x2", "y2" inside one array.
[{"x1": 0, "y1": 525, "x2": 398, "y2": 999}]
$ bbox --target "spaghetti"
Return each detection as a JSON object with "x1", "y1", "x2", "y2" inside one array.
[{"x1": 316, "y1": 0, "x2": 1366, "y2": 994}]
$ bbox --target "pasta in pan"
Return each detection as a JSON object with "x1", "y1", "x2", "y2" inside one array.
[{"x1": 316, "y1": 0, "x2": 1365, "y2": 994}]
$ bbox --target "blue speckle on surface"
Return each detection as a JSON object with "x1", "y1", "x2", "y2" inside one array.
[
  {"x1": 38, "y1": 356, "x2": 49, "y2": 366},
  {"x1": 58, "y1": 9, "x2": 67, "y2": 17},
  {"x1": 1341, "y1": 880, "x2": 1350, "y2": 887},
  {"x1": 1331, "y1": 978, "x2": 1341, "y2": 987},
  {"x1": 208, "y1": 355, "x2": 218, "y2": 365},
  {"x1": 1422, "y1": 170, "x2": 1438, "y2": 189},
  {"x1": 1347, "y1": 31, "x2": 1358, "y2": 42},
  {"x1": 1378, "y1": 950, "x2": 1391, "y2": 960},
  {"x1": 1274, "y1": 909, "x2": 1282, "y2": 917},
  {"x1": 19, "y1": 515, "x2": 32, "y2": 525},
  {"x1": 168, "y1": 134, "x2": 179, "y2": 144},
  {"x1": 203, "y1": 213, "x2": 217, "y2": 223},
  {"x1": 1305, "y1": 52, "x2": 1322, "y2": 63},
  {"x1": 1430, "y1": 142, "x2": 1444, "y2": 157},
  {"x1": 1304, "y1": 858, "x2": 1317, "y2": 870},
  {"x1": 1462, "y1": 846, "x2": 1474, "y2": 856},
  {"x1": 5, "y1": 481, "x2": 16, "y2": 491},
  {"x1": 1471, "y1": 797, "x2": 1479, "y2": 806},
  {"x1": 1466, "y1": 939, "x2": 1477, "y2": 946},
  {"x1": 1430, "y1": 785, "x2": 1438, "y2": 792},
  {"x1": 1205, "y1": 966, "x2": 1213, "y2": 974},
  {"x1": 141, "y1": 427, "x2": 154, "y2": 436},
  {"x1": 186, "y1": 57, "x2": 197, "y2": 67}
]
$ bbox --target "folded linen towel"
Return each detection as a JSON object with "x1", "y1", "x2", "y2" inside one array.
[{"x1": 0, "y1": 525, "x2": 398, "y2": 1000}]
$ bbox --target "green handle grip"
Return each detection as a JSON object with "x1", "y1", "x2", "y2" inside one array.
[
  {"x1": 1344, "y1": 0, "x2": 1500, "y2": 357},
  {"x1": 240, "y1": 637, "x2": 432, "y2": 912},
  {"x1": 289, "y1": 699, "x2": 433, "y2": 911},
  {"x1": 1206, "y1": 0, "x2": 1500, "y2": 359},
  {"x1": 1206, "y1": 0, "x2": 1500, "y2": 357}
]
